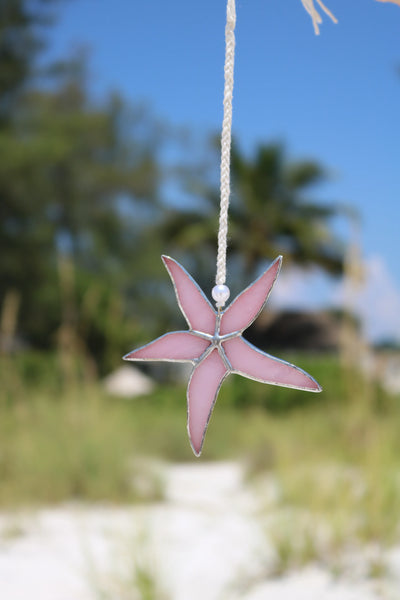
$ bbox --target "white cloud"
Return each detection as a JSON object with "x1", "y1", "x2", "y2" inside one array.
[
  {"x1": 351, "y1": 255, "x2": 400, "y2": 343},
  {"x1": 269, "y1": 265, "x2": 336, "y2": 310},
  {"x1": 269, "y1": 255, "x2": 400, "y2": 344}
]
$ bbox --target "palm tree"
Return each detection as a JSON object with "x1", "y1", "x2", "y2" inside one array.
[
  {"x1": 158, "y1": 141, "x2": 343, "y2": 289},
  {"x1": 228, "y1": 142, "x2": 343, "y2": 276}
]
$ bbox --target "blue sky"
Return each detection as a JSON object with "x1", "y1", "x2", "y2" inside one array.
[{"x1": 46, "y1": 0, "x2": 400, "y2": 341}]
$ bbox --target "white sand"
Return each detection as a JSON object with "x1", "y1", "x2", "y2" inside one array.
[{"x1": 0, "y1": 462, "x2": 398, "y2": 599}]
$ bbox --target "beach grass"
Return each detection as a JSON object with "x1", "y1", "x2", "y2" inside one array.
[{"x1": 1, "y1": 351, "x2": 400, "y2": 556}]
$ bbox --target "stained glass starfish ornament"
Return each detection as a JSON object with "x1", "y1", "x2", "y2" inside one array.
[{"x1": 124, "y1": 255, "x2": 321, "y2": 456}]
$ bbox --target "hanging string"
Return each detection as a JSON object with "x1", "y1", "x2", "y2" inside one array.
[
  {"x1": 215, "y1": 0, "x2": 236, "y2": 289},
  {"x1": 213, "y1": 0, "x2": 337, "y2": 305}
]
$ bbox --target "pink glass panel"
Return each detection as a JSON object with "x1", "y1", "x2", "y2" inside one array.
[
  {"x1": 220, "y1": 257, "x2": 281, "y2": 335},
  {"x1": 187, "y1": 349, "x2": 227, "y2": 455},
  {"x1": 125, "y1": 332, "x2": 210, "y2": 361},
  {"x1": 223, "y1": 337, "x2": 321, "y2": 391},
  {"x1": 162, "y1": 256, "x2": 216, "y2": 334}
]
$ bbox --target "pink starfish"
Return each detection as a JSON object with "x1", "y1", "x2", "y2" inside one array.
[{"x1": 124, "y1": 256, "x2": 321, "y2": 456}]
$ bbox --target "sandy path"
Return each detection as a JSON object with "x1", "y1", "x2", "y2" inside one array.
[{"x1": 0, "y1": 462, "x2": 398, "y2": 599}]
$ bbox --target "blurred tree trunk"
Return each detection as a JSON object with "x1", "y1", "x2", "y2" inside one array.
[{"x1": 0, "y1": 289, "x2": 20, "y2": 353}]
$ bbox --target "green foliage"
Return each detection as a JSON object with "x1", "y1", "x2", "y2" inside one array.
[
  {"x1": 0, "y1": 387, "x2": 169, "y2": 506},
  {"x1": 0, "y1": 70, "x2": 161, "y2": 346},
  {"x1": 230, "y1": 142, "x2": 344, "y2": 275},
  {"x1": 213, "y1": 352, "x2": 344, "y2": 413},
  {"x1": 159, "y1": 140, "x2": 344, "y2": 292},
  {"x1": 2, "y1": 350, "x2": 61, "y2": 390},
  {"x1": 0, "y1": 0, "x2": 166, "y2": 366},
  {"x1": 1, "y1": 351, "x2": 399, "y2": 528},
  {"x1": 0, "y1": 0, "x2": 53, "y2": 124}
]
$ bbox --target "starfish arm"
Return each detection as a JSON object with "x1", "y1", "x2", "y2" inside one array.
[
  {"x1": 220, "y1": 256, "x2": 282, "y2": 336},
  {"x1": 187, "y1": 349, "x2": 229, "y2": 456},
  {"x1": 123, "y1": 332, "x2": 210, "y2": 362},
  {"x1": 223, "y1": 337, "x2": 322, "y2": 392},
  {"x1": 162, "y1": 256, "x2": 216, "y2": 335}
]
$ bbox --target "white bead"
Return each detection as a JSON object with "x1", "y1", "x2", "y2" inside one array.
[{"x1": 212, "y1": 284, "x2": 230, "y2": 308}]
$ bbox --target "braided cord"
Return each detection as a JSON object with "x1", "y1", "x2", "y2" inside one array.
[{"x1": 216, "y1": 0, "x2": 236, "y2": 286}]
